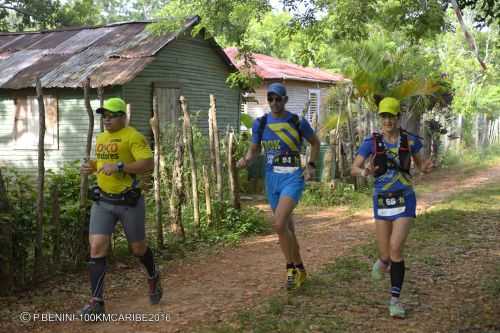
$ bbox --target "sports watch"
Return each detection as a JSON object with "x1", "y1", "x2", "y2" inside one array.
[{"x1": 116, "y1": 161, "x2": 124, "y2": 172}]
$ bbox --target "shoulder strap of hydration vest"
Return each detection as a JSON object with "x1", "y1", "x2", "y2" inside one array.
[
  {"x1": 398, "y1": 129, "x2": 411, "y2": 174},
  {"x1": 258, "y1": 113, "x2": 303, "y2": 142}
]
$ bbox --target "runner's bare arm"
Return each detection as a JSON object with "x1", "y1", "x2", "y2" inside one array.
[
  {"x1": 237, "y1": 143, "x2": 261, "y2": 169},
  {"x1": 306, "y1": 134, "x2": 320, "y2": 165},
  {"x1": 351, "y1": 155, "x2": 366, "y2": 177},
  {"x1": 351, "y1": 154, "x2": 378, "y2": 177},
  {"x1": 412, "y1": 152, "x2": 433, "y2": 173},
  {"x1": 304, "y1": 134, "x2": 321, "y2": 181},
  {"x1": 98, "y1": 158, "x2": 153, "y2": 175},
  {"x1": 123, "y1": 158, "x2": 154, "y2": 174}
]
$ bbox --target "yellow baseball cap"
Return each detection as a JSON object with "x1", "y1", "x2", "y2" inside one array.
[
  {"x1": 378, "y1": 97, "x2": 400, "y2": 116},
  {"x1": 96, "y1": 97, "x2": 126, "y2": 114}
]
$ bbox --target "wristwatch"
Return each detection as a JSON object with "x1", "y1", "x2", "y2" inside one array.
[
  {"x1": 116, "y1": 161, "x2": 124, "y2": 172},
  {"x1": 307, "y1": 161, "x2": 316, "y2": 168}
]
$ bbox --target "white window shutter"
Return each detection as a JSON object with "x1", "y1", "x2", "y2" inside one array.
[{"x1": 308, "y1": 89, "x2": 320, "y2": 128}]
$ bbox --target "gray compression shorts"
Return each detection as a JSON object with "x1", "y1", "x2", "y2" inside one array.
[{"x1": 89, "y1": 196, "x2": 145, "y2": 242}]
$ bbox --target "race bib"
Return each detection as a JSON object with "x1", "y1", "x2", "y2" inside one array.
[
  {"x1": 377, "y1": 191, "x2": 406, "y2": 217},
  {"x1": 271, "y1": 153, "x2": 301, "y2": 173}
]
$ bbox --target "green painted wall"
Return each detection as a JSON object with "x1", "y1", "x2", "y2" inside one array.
[
  {"x1": 0, "y1": 87, "x2": 121, "y2": 171},
  {"x1": 0, "y1": 30, "x2": 240, "y2": 171},
  {"x1": 123, "y1": 31, "x2": 240, "y2": 138}
]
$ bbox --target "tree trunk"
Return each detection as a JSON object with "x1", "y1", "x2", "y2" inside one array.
[
  {"x1": 473, "y1": 113, "x2": 480, "y2": 148},
  {"x1": 202, "y1": 166, "x2": 212, "y2": 226},
  {"x1": 34, "y1": 78, "x2": 46, "y2": 282},
  {"x1": 150, "y1": 94, "x2": 163, "y2": 249},
  {"x1": 346, "y1": 92, "x2": 357, "y2": 188},
  {"x1": 450, "y1": 0, "x2": 487, "y2": 71},
  {"x1": 180, "y1": 96, "x2": 200, "y2": 232},
  {"x1": 169, "y1": 131, "x2": 185, "y2": 240},
  {"x1": 321, "y1": 130, "x2": 335, "y2": 183},
  {"x1": 208, "y1": 96, "x2": 216, "y2": 186},
  {"x1": 338, "y1": 133, "x2": 345, "y2": 178},
  {"x1": 51, "y1": 184, "x2": 61, "y2": 266},
  {"x1": 227, "y1": 131, "x2": 241, "y2": 210},
  {"x1": 0, "y1": 169, "x2": 13, "y2": 295},
  {"x1": 79, "y1": 79, "x2": 94, "y2": 262},
  {"x1": 97, "y1": 86, "x2": 104, "y2": 132},
  {"x1": 209, "y1": 95, "x2": 223, "y2": 201}
]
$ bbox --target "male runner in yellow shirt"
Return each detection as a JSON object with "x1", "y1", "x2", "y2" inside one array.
[{"x1": 80, "y1": 97, "x2": 161, "y2": 315}]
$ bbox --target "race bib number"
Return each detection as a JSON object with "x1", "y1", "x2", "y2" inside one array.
[{"x1": 377, "y1": 191, "x2": 406, "y2": 217}]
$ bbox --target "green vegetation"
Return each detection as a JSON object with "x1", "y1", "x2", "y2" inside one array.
[{"x1": 200, "y1": 181, "x2": 500, "y2": 332}]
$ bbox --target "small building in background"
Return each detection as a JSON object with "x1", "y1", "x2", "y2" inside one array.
[
  {"x1": 0, "y1": 16, "x2": 240, "y2": 171},
  {"x1": 225, "y1": 47, "x2": 346, "y2": 128}
]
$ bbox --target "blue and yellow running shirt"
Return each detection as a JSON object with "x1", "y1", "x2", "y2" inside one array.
[
  {"x1": 251, "y1": 111, "x2": 314, "y2": 172},
  {"x1": 357, "y1": 133, "x2": 423, "y2": 193}
]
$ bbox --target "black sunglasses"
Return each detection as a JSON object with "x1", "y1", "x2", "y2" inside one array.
[
  {"x1": 101, "y1": 112, "x2": 124, "y2": 119},
  {"x1": 267, "y1": 95, "x2": 283, "y2": 103}
]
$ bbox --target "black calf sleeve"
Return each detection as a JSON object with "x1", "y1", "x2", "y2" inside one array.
[
  {"x1": 390, "y1": 260, "x2": 405, "y2": 298},
  {"x1": 138, "y1": 247, "x2": 156, "y2": 278},
  {"x1": 89, "y1": 257, "x2": 106, "y2": 300}
]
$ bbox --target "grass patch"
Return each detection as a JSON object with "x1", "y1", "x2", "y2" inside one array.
[
  {"x1": 482, "y1": 266, "x2": 500, "y2": 298},
  {"x1": 441, "y1": 144, "x2": 500, "y2": 173},
  {"x1": 201, "y1": 181, "x2": 500, "y2": 332}
]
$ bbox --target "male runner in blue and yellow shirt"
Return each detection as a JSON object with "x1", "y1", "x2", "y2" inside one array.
[{"x1": 238, "y1": 83, "x2": 320, "y2": 290}]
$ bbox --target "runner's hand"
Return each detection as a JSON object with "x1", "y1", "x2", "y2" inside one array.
[
  {"x1": 421, "y1": 159, "x2": 433, "y2": 174},
  {"x1": 363, "y1": 155, "x2": 379, "y2": 176},
  {"x1": 236, "y1": 157, "x2": 248, "y2": 169},
  {"x1": 98, "y1": 163, "x2": 118, "y2": 176},
  {"x1": 304, "y1": 164, "x2": 315, "y2": 181},
  {"x1": 80, "y1": 160, "x2": 95, "y2": 175}
]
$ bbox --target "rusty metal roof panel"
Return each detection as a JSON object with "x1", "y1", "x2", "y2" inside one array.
[
  {"x1": 2, "y1": 54, "x2": 72, "y2": 89},
  {"x1": 0, "y1": 35, "x2": 22, "y2": 49},
  {"x1": 41, "y1": 48, "x2": 110, "y2": 88},
  {"x1": 0, "y1": 50, "x2": 45, "y2": 87},
  {"x1": 0, "y1": 34, "x2": 45, "y2": 52},
  {"x1": 91, "y1": 23, "x2": 147, "y2": 48},
  {"x1": 115, "y1": 29, "x2": 176, "y2": 58},
  {"x1": 27, "y1": 30, "x2": 81, "y2": 50},
  {"x1": 50, "y1": 27, "x2": 115, "y2": 55},
  {"x1": 89, "y1": 57, "x2": 155, "y2": 87},
  {"x1": 115, "y1": 16, "x2": 199, "y2": 58},
  {"x1": 0, "y1": 35, "x2": 27, "y2": 52},
  {"x1": 0, "y1": 16, "x2": 205, "y2": 89}
]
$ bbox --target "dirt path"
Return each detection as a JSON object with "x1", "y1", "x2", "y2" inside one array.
[{"x1": 4, "y1": 164, "x2": 500, "y2": 333}]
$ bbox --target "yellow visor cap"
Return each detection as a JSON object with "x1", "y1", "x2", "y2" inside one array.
[{"x1": 378, "y1": 97, "x2": 400, "y2": 116}]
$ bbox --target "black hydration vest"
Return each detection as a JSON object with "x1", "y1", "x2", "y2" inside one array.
[{"x1": 372, "y1": 130, "x2": 412, "y2": 177}]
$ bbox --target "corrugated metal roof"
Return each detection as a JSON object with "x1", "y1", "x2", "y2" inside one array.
[
  {"x1": 224, "y1": 47, "x2": 346, "y2": 84},
  {"x1": 0, "y1": 16, "x2": 201, "y2": 89}
]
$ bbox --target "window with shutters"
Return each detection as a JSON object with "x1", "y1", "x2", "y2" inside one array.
[
  {"x1": 307, "y1": 89, "x2": 320, "y2": 128},
  {"x1": 14, "y1": 96, "x2": 58, "y2": 150}
]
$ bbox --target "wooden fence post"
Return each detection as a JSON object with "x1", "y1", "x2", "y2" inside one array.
[
  {"x1": 169, "y1": 131, "x2": 185, "y2": 240},
  {"x1": 79, "y1": 78, "x2": 94, "y2": 262},
  {"x1": 181, "y1": 96, "x2": 200, "y2": 232},
  {"x1": 34, "y1": 77, "x2": 46, "y2": 282},
  {"x1": 202, "y1": 166, "x2": 212, "y2": 226},
  {"x1": 227, "y1": 131, "x2": 241, "y2": 210},
  {"x1": 0, "y1": 169, "x2": 13, "y2": 294},
  {"x1": 209, "y1": 95, "x2": 223, "y2": 201},
  {"x1": 51, "y1": 184, "x2": 61, "y2": 266},
  {"x1": 151, "y1": 94, "x2": 164, "y2": 248},
  {"x1": 97, "y1": 86, "x2": 104, "y2": 132}
]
